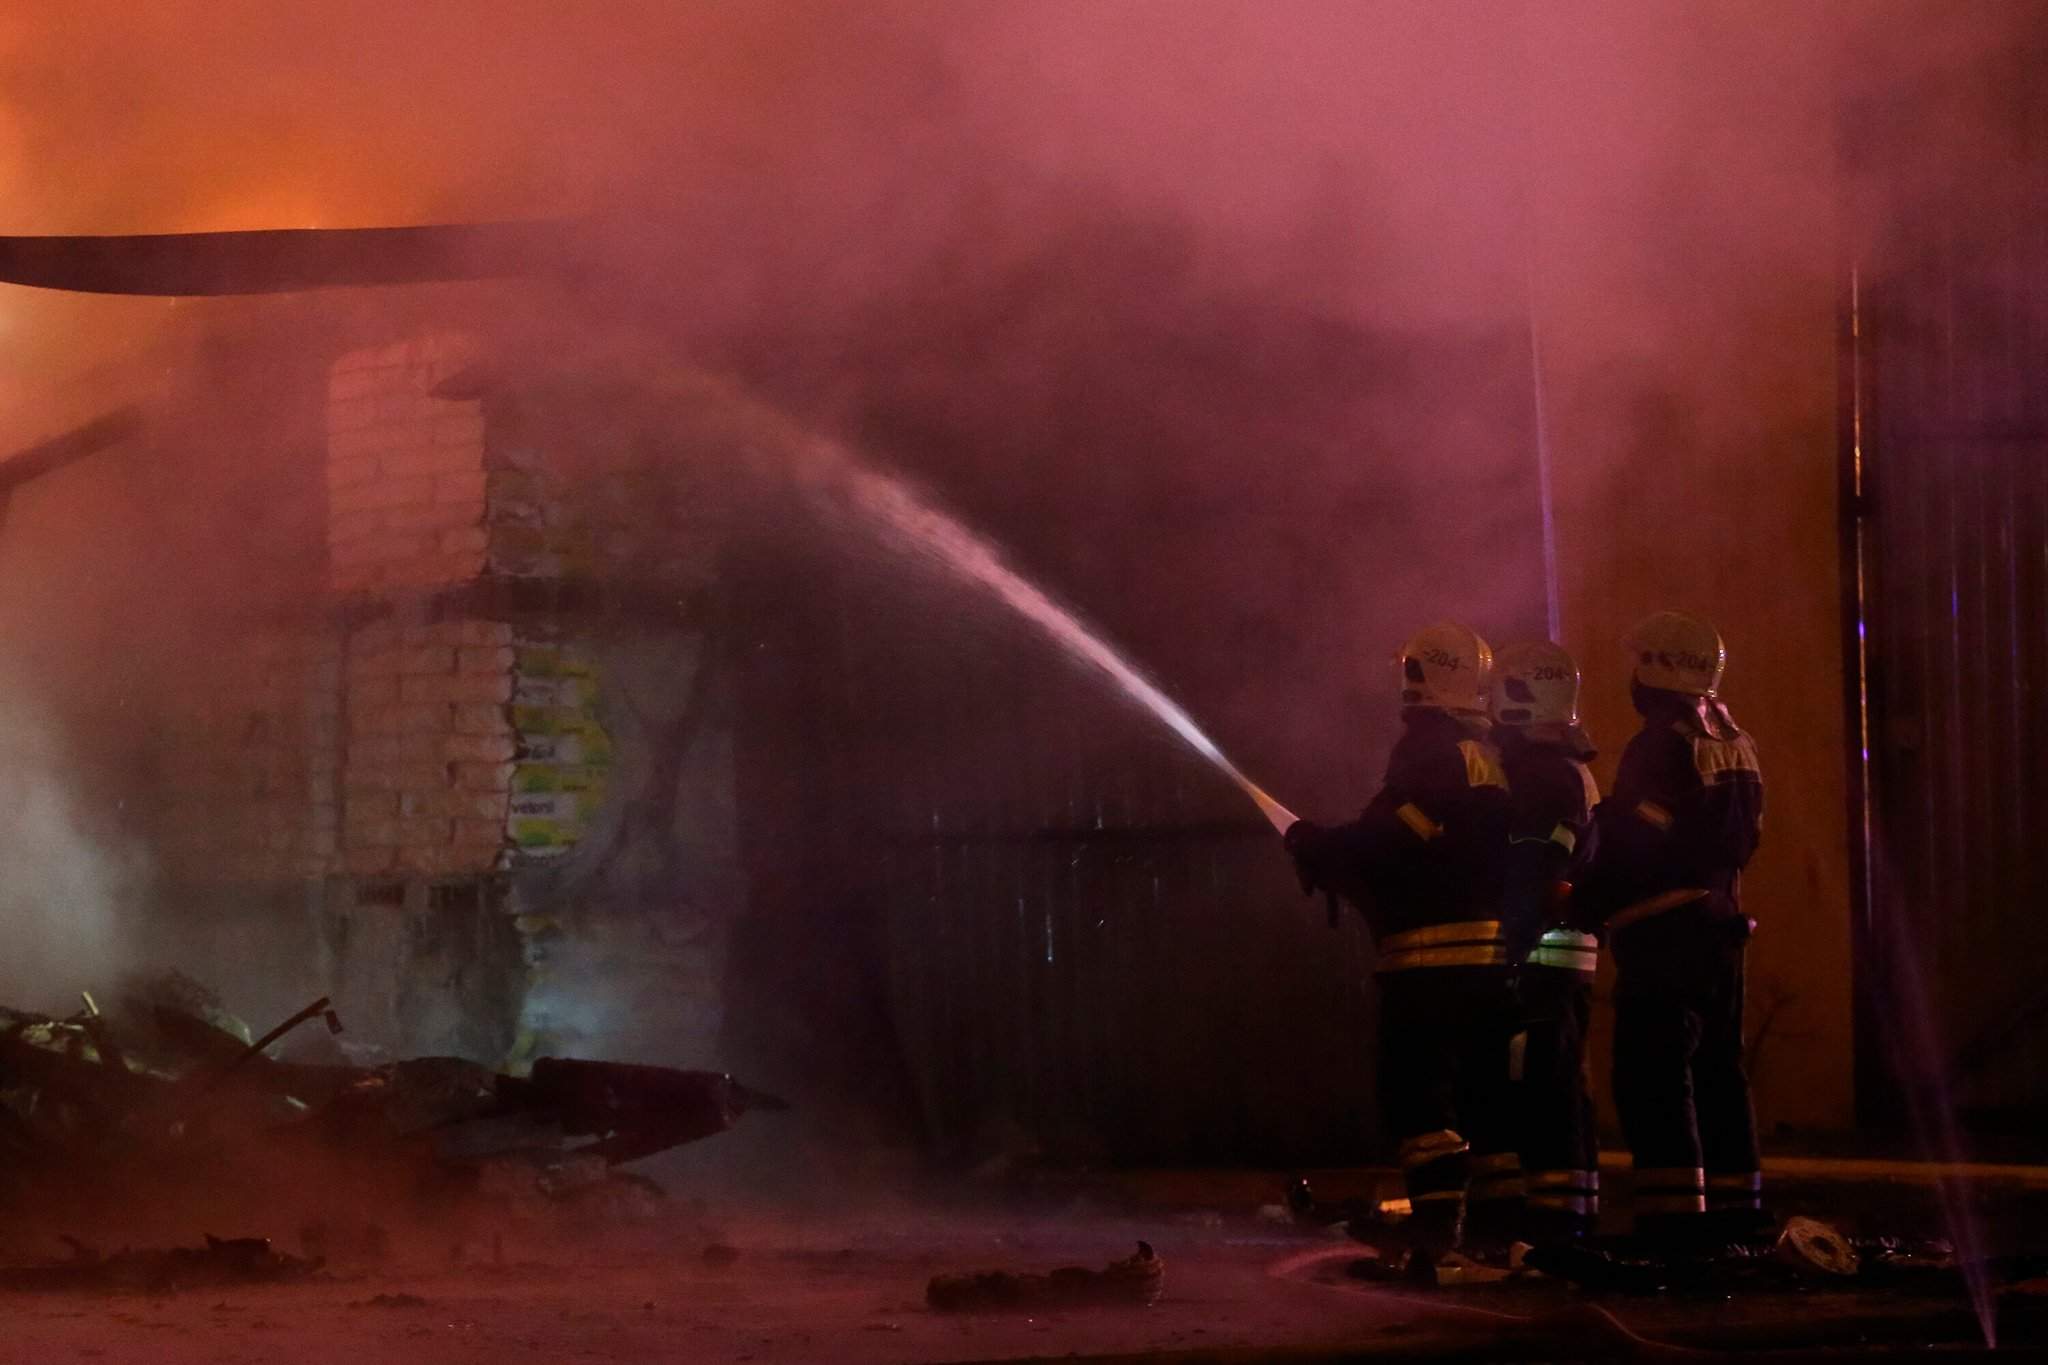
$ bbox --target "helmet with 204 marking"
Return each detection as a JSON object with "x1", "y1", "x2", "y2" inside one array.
[
  {"x1": 1624, "y1": 610, "x2": 1726, "y2": 697},
  {"x1": 1396, "y1": 622, "x2": 1493, "y2": 714},
  {"x1": 1491, "y1": 639, "x2": 1581, "y2": 729}
]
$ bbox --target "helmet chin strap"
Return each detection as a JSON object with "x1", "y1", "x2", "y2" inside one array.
[{"x1": 1694, "y1": 696, "x2": 1742, "y2": 741}]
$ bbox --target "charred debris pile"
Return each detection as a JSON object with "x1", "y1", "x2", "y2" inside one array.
[{"x1": 0, "y1": 972, "x2": 786, "y2": 1230}]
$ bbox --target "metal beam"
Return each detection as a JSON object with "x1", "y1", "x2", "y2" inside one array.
[
  {"x1": 0, "y1": 219, "x2": 574, "y2": 297},
  {"x1": 0, "y1": 406, "x2": 144, "y2": 495}
]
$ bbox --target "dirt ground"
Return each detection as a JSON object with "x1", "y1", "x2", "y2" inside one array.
[{"x1": 0, "y1": 1164, "x2": 2039, "y2": 1363}]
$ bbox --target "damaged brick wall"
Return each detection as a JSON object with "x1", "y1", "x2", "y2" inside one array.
[
  {"x1": 152, "y1": 629, "x2": 341, "y2": 887},
  {"x1": 340, "y1": 617, "x2": 516, "y2": 881},
  {"x1": 324, "y1": 334, "x2": 489, "y2": 596},
  {"x1": 142, "y1": 330, "x2": 743, "y2": 1070}
]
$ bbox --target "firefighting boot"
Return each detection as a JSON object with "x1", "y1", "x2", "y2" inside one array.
[
  {"x1": 1404, "y1": 1195, "x2": 1464, "y2": 1272},
  {"x1": 1462, "y1": 1151, "x2": 1526, "y2": 1259},
  {"x1": 1704, "y1": 1171, "x2": 1772, "y2": 1247}
]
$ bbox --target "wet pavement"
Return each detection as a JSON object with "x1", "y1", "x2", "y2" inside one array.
[{"x1": 0, "y1": 1156, "x2": 2041, "y2": 1362}]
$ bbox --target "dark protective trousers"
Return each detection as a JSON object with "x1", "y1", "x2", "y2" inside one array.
[
  {"x1": 1518, "y1": 968, "x2": 1599, "y2": 1239},
  {"x1": 1376, "y1": 968, "x2": 1521, "y2": 1257},
  {"x1": 1610, "y1": 905, "x2": 1762, "y2": 1241}
]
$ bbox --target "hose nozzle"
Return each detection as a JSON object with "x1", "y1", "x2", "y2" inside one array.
[{"x1": 1239, "y1": 778, "x2": 1299, "y2": 836}]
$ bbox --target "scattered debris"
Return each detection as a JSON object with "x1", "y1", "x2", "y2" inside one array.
[
  {"x1": 1342, "y1": 1248, "x2": 1514, "y2": 1288},
  {"x1": 298, "y1": 1220, "x2": 391, "y2": 1265},
  {"x1": 0, "y1": 981, "x2": 789, "y2": 1219},
  {"x1": 1776, "y1": 1216, "x2": 1860, "y2": 1276},
  {"x1": 1524, "y1": 1224, "x2": 1973, "y2": 1296},
  {"x1": 926, "y1": 1241, "x2": 1163, "y2": 1312},
  {"x1": 0, "y1": 1235, "x2": 321, "y2": 1293},
  {"x1": 1284, "y1": 1176, "x2": 1408, "y2": 1243}
]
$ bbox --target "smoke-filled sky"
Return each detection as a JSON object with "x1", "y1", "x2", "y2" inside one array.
[
  {"x1": 0, "y1": 1, "x2": 2019, "y2": 431},
  {"x1": 0, "y1": 0, "x2": 1889, "y2": 440}
]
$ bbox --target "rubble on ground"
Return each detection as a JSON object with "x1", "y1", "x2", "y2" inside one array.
[
  {"x1": 1521, "y1": 1223, "x2": 1965, "y2": 1295},
  {"x1": 0, "y1": 973, "x2": 787, "y2": 1220},
  {"x1": 0, "y1": 1234, "x2": 321, "y2": 1293},
  {"x1": 926, "y1": 1241, "x2": 1163, "y2": 1312}
]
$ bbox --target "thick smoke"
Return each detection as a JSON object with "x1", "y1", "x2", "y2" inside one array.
[
  {"x1": 1, "y1": 1, "x2": 2041, "y2": 1142},
  {"x1": 0, "y1": 656, "x2": 147, "y2": 1012}
]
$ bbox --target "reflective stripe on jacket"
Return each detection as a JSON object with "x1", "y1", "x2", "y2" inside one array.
[{"x1": 1378, "y1": 919, "x2": 1509, "y2": 972}]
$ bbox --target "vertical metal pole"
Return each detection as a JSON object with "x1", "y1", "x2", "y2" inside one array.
[
  {"x1": 1515, "y1": 2, "x2": 1564, "y2": 642},
  {"x1": 1840, "y1": 245, "x2": 1896, "y2": 1125},
  {"x1": 1526, "y1": 266, "x2": 1564, "y2": 642}
]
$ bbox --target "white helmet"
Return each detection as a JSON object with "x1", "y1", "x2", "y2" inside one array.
[
  {"x1": 1396, "y1": 622, "x2": 1493, "y2": 714},
  {"x1": 1625, "y1": 610, "x2": 1726, "y2": 696},
  {"x1": 1491, "y1": 640, "x2": 1580, "y2": 728}
]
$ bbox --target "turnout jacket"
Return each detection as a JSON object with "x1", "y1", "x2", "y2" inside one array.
[
  {"x1": 1579, "y1": 689, "x2": 1763, "y2": 929},
  {"x1": 1288, "y1": 708, "x2": 1512, "y2": 961},
  {"x1": 1496, "y1": 727, "x2": 1601, "y2": 966}
]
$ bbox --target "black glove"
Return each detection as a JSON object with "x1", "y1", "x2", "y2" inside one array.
[
  {"x1": 1281, "y1": 821, "x2": 1342, "y2": 927},
  {"x1": 1282, "y1": 819, "x2": 1321, "y2": 896}
]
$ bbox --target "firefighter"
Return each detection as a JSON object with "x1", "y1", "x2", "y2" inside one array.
[
  {"x1": 1284, "y1": 622, "x2": 1517, "y2": 1280},
  {"x1": 1580, "y1": 611, "x2": 1766, "y2": 1249},
  {"x1": 1490, "y1": 640, "x2": 1603, "y2": 1244}
]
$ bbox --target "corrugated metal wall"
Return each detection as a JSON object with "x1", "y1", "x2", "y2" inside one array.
[
  {"x1": 1848, "y1": 33, "x2": 2048, "y2": 1127},
  {"x1": 868, "y1": 642, "x2": 1376, "y2": 1167},
  {"x1": 727, "y1": 527, "x2": 1380, "y2": 1165}
]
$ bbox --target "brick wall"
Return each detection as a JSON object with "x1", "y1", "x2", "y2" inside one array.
[
  {"x1": 325, "y1": 334, "x2": 487, "y2": 596},
  {"x1": 153, "y1": 628, "x2": 340, "y2": 885},
  {"x1": 321, "y1": 335, "x2": 517, "y2": 884},
  {"x1": 341, "y1": 617, "x2": 515, "y2": 879}
]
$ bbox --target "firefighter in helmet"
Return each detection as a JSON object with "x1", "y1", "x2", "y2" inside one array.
[
  {"x1": 1490, "y1": 640, "x2": 1603, "y2": 1243},
  {"x1": 1580, "y1": 611, "x2": 1766, "y2": 1247},
  {"x1": 1284, "y1": 623, "x2": 1518, "y2": 1280}
]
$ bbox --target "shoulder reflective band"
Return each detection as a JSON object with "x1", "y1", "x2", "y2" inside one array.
[
  {"x1": 1606, "y1": 887, "x2": 1709, "y2": 932},
  {"x1": 1458, "y1": 738, "x2": 1509, "y2": 791},
  {"x1": 1398, "y1": 1128, "x2": 1470, "y2": 1168},
  {"x1": 1378, "y1": 920, "x2": 1508, "y2": 971},
  {"x1": 1708, "y1": 1171, "x2": 1763, "y2": 1192},
  {"x1": 1635, "y1": 799, "x2": 1674, "y2": 830},
  {"x1": 1574, "y1": 761, "x2": 1601, "y2": 809},
  {"x1": 1526, "y1": 928, "x2": 1599, "y2": 975},
  {"x1": 1395, "y1": 802, "x2": 1443, "y2": 840},
  {"x1": 1549, "y1": 822, "x2": 1578, "y2": 854},
  {"x1": 1694, "y1": 735, "x2": 1761, "y2": 784}
]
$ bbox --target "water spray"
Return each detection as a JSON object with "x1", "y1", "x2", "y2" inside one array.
[{"x1": 819, "y1": 446, "x2": 1299, "y2": 836}]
